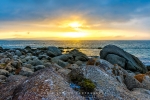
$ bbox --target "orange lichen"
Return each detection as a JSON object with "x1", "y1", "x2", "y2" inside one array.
[
  {"x1": 134, "y1": 74, "x2": 146, "y2": 83},
  {"x1": 15, "y1": 67, "x2": 21, "y2": 75},
  {"x1": 86, "y1": 58, "x2": 100, "y2": 66}
]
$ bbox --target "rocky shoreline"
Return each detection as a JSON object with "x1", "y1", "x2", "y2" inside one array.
[{"x1": 0, "y1": 45, "x2": 150, "y2": 100}]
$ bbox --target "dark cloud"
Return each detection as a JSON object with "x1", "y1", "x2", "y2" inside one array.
[{"x1": 0, "y1": 0, "x2": 150, "y2": 22}]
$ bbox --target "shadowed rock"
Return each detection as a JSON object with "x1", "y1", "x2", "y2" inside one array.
[
  {"x1": 47, "y1": 46, "x2": 62, "y2": 57},
  {"x1": 100, "y1": 45, "x2": 147, "y2": 73},
  {"x1": 0, "y1": 75, "x2": 27, "y2": 100}
]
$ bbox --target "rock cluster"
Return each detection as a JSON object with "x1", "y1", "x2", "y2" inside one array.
[{"x1": 0, "y1": 45, "x2": 150, "y2": 100}]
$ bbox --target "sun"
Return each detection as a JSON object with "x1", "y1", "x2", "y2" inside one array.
[{"x1": 69, "y1": 22, "x2": 81, "y2": 28}]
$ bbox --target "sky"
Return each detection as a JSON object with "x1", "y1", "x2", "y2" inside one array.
[{"x1": 0, "y1": 0, "x2": 150, "y2": 40}]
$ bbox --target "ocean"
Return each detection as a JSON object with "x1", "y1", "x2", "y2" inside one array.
[{"x1": 0, "y1": 40, "x2": 150, "y2": 66}]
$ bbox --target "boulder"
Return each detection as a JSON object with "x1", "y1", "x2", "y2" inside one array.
[
  {"x1": 52, "y1": 58, "x2": 69, "y2": 68},
  {"x1": 53, "y1": 54, "x2": 73, "y2": 62},
  {"x1": 28, "y1": 59, "x2": 43, "y2": 66},
  {"x1": 142, "y1": 75, "x2": 150, "y2": 90},
  {"x1": 24, "y1": 46, "x2": 32, "y2": 50},
  {"x1": 106, "y1": 54, "x2": 126, "y2": 68},
  {"x1": 0, "y1": 75, "x2": 27, "y2": 100},
  {"x1": 82, "y1": 65, "x2": 135, "y2": 99},
  {"x1": 69, "y1": 49, "x2": 88, "y2": 61},
  {"x1": 0, "y1": 75, "x2": 7, "y2": 80},
  {"x1": 19, "y1": 67, "x2": 34, "y2": 77},
  {"x1": 0, "y1": 69, "x2": 9, "y2": 76},
  {"x1": 147, "y1": 66, "x2": 150, "y2": 71},
  {"x1": 38, "y1": 54, "x2": 50, "y2": 60},
  {"x1": 132, "y1": 88, "x2": 150, "y2": 100},
  {"x1": 75, "y1": 61, "x2": 83, "y2": 66},
  {"x1": 57, "y1": 68, "x2": 71, "y2": 76},
  {"x1": 15, "y1": 50, "x2": 22, "y2": 56},
  {"x1": 34, "y1": 65, "x2": 45, "y2": 71},
  {"x1": 0, "y1": 47, "x2": 3, "y2": 50},
  {"x1": 11, "y1": 60, "x2": 21, "y2": 69},
  {"x1": 0, "y1": 58, "x2": 11, "y2": 64},
  {"x1": 100, "y1": 45, "x2": 147, "y2": 73},
  {"x1": 12, "y1": 67, "x2": 84, "y2": 100},
  {"x1": 124, "y1": 74, "x2": 143, "y2": 90},
  {"x1": 47, "y1": 46, "x2": 62, "y2": 57}
]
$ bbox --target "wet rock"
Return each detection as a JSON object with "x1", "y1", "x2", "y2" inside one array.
[
  {"x1": 12, "y1": 67, "x2": 84, "y2": 100},
  {"x1": 0, "y1": 69, "x2": 9, "y2": 76},
  {"x1": 19, "y1": 67, "x2": 34, "y2": 77},
  {"x1": 5, "y1": 65, "x2": 15, "y2": 72},
  {"x1": 0, "y1": 58, "x2": 11, "y2": 64},
  {"x1": 0, "y1": 75, "x2": 7, "y2": 80},
  {"x1": 24, "y1": 46, "x2": 32, "y2": 50},
  {"x1": 15, "y1": 50, "x2": 22, "y2": 56},
  {"x1": 52, "y1": 58, "x2": 69, "y2": 67},
  {"x1": 47, "y1": 46, "x2": 62, "y2": 57},
  {"x1": 147, "y1": 66, "x2": 150, "y2": 71},
  {"x1": 11, "y1": 60, "x2": 21, "y2": 69},
  {"x1": 0, "y1": 75, "x2": 27, "y2": 100},
  {"x1": 34, "y1": 65, "x2": 45, "y2": 71},
  {"x1": 53, "y1": 54, "x2": 73, "y2": 62},
  {"x1": 28, "y1": 59, "x2": 43, "y2": 66},
  {"x1": 52, "y1": 63, "x2": 63, "y2": 71},
  {"x1": 23, "y1": 63, "x2": 32, "y2": 68},
  {"x1": 0, "y1": 47, "x2": 3, "y2": 50},
  {"x1": 75, "y1": 61, "x2": 83, "y2": 66},
  {"x1": 100, "y1": 45, "x2": 147, "y2": 73},
  {"x1": 69, "y1": 49, "x2": 88, "y2": 61},
  {"x1": 38, "y1": 54, "x2": 50, "y2": 60}
]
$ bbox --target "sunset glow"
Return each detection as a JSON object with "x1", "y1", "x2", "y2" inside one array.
[
  {"x1": 69, "y1": 22, "x2": 82, "y2": 29},
  {"x1": 0, "y1": 0, "x2": 150, "y2": 40}
]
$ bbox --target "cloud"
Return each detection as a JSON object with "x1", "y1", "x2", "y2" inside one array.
[{"x1": 0, "y1": 0, "x2": 150, "y2": 22}]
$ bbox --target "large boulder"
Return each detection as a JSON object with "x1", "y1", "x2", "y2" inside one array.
[
  {"x1": 100, "y1": 45, "x2": 147, "y2": 73},
  {"x1": 47, "y1": 46, "x2": 62, "y2": 57},
  {"x1": 12, "y1": 67, "x2": 84, "y2": 100},
  {"x1": 69, "y1": 49, "x2": 88, "y2": 61},
  {"x1": 82, "y1": 65, "x2": 135, "y2": 99}
]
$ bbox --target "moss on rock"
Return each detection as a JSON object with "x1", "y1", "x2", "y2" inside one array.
[
  {"x1": 79, "y1": 78, "x2": 96, "y2": 92},
  {"x1": 69, "y1": 69, "x2": 96, "y2": 92}
]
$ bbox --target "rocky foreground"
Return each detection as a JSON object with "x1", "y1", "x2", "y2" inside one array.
[{"x1": 0, "y1": 45, "x2": 150, "y2": 100}]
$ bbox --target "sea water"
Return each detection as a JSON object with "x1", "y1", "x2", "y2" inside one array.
[{"x1": 0, "y1": 40, "x2": 150, "y2": 66}]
